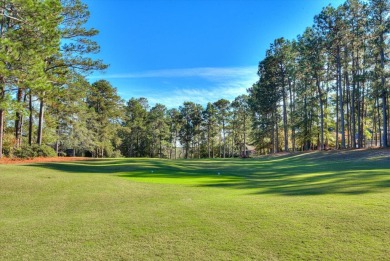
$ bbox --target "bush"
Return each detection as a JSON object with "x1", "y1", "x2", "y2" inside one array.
[
  {"x1": 33, "y1": 144, "x2": 57, "y2": 157},
  {"x1": 109, "y1": 150, "x2": 123, "y2": 158},
  {"x1": 2, "y1": 133, "x2": 16, "y2": 157},
  {"x1": 12, "y1": 146, "x2": 36, "y2": 159},
  {"x1": 12, "y1": 144, "x2": 57, "y2": 159}
]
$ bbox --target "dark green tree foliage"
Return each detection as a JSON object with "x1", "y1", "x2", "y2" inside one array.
[
  {"x1": 120, "y1": 97, "x2": 149, "y2": 157},
  {"x1": 0, "y1": 0, "x2": 110, "y2": 158},
  {"x1": 343, "y1": 0, "x2": 369, "y2": 149},
  {"x1": 178, "y1": 102, "x2": 202, "y2": 159},
  {"x1": 315, "y1": 5, "x2": 347, "y2": 149},
  {"x1": 248, "y1": 54, "x2": 281, "y2": 153},
  {"x1": 0, "y1": 0, "x2": 62, "y2": 158},
  {"x1": 203, "y1": 102, "x2": 218, "y2": 158},
  {"x1": 249, "y1": 0, "x2": 388, "y2": 153},
  {"x1": 167, "y1": 108, "x2": 181, "y2": 159},
  {"x1": 1, "y1": 0, "x2": 388, "y2": 159},
  {"x1": 293, "y1": 28, "x2": 322, "y2": 151},
  {"x1": 47, "y1": 72, "x2": 96, "y2": 155},
  {"x1": 59, "y1": 0, "x2": 107, "y2": 73},
  {"x1": 33, "y1": 0, "x2": 108, "y2": 147},
  {"x1": 86, "y1": 80, "x2": 123, "y2": 157},
  {"x1": 269, "y1": 38, "x2": 290, "y2": 152},
  {"x1": 213, "y1": 99, "x2": 230, "y2": 158},
  {"x1": 147, "y1": 103, "x2": 169, "y2": 158},
  {"x1": 369, "y1": 0, "x2": 389, "y2": 147},
  {"x1": 14, "y1": 0, "x2": 62, "y2": 148},
  {"x1": 298, "y1": 27, "x2": 327, "y2": 150},
  {"x1": 231, "y1": 95, "x2": 251, "y2": 156}
]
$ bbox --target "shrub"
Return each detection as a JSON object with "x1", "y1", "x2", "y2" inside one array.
[
  {"x1": 109, "y1": 150, "x2": 123, "y2": 158},
  {"x1": 12, "y1": 145, "x2": 57, "y2": 159},
  {"x1": 12, "y1": 146, "x2": 36, "y2": 159},
  {"x1": 32, "y1": 144, "x2": 57, "y2": 157}
]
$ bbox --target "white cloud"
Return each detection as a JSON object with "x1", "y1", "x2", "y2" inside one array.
[
  {"x1": 146, "y1": 69, "x2": 258, "y2": 108},
  {"x1": 90, "y1": 66, "x2": 257, "y2": 81},
  {"x1": 90, "y1": 66, "x2": 259, "y2": 108}
]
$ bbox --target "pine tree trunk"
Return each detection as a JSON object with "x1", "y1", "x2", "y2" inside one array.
[
  {"x1": 357, "y1": 80, "x2": 363, "y2": 148},
  {"x1": 15, "y1": 88, "x2": 23, "y2": 148},
  {"x1": 243, "y1": 113, "x2": 247, "y2": 157},
  {"x1": 288, "y1": 80, "x2": 295, "y2": 152},
  {"x1": 211, "y1": 139, "x2": 214, "y2": 158},
  {"x1": 198, "y1": 134, "x2": 201, "y2": 159},
  {"x1": 136, "y1": 132, "x2": 139, "y2": 157},
  {"x1": 159, "y1": 135, "x2": 162, "y2": 158},
  {"x1": 271, "y1": 112, "x2": 275, "y2": 153},
  {"x1": 28, "y1": 91, "x2": 33, "y2": 146},
  {"x1": 352, "y1": 45, "x2": 357, "y2": 148},
  {"x1": 336, "y1": 85, "x2": 339, "y2": 149},
  {"x1": 185, "y1": 140, "x2": 189, "y2": 159},
  {"x1": 37, "y1": 97, "x2": 45, "y2": 146},
  {"x1": 379, "y1": 29, "x2": 387, "y2": 147},
  {"x1": 337, "y1": 46, "x2": 345, "y2": 149},
  {"x1": 232, "y1": 135, "x2": 235, "y2": 157},
  {"x1": 351, "y1": 75, "x2": 357, "y2": 149},
  {"x1": 174, "y1": 130, "x2": 177, "y2": 159},
  {"x1": 222, "y1": 120, "x2": 226, "y2": 158},
  {"x1": 207, "y1": 124, "x2": 210, "y2": 158},
  {"x1": 376, "y1": 97, "x2": 382, "y2": 147},
  {"x1": 275, "y1": 114, "x2": 279, "y2": 153},
  {"x1": 304, "y1": 95, "x2": 310, "y2": 151},
  {"x1": 55, "y1": 140, "x2": 59, "y2": 155},
  {"x1": 382, "y1": 91, "x2": 388, "y2": 147},
  {"x1": 346, "y1": 77, "x2": 351, "y2": 148},
  {"x1": 282, "y1": 86, "x2": 288, "y2": 152},
  {"x1": 373, "y1": 104, "x2": 377, "y2": 147},
  {"x1": 360, "y1": 84, "x2": 366, "y2": 148},
  {"x1": 316, "y1": 76, "x2": 324, "y2": 151}
]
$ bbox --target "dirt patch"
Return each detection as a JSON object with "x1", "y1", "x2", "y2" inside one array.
[{"x1": 0, "y1": 157, "x2": 91, "y2": 165}]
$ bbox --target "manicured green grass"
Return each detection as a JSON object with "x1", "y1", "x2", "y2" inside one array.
[{"x1": 1, "y1": 150, "x2": 389, "y2": 260}]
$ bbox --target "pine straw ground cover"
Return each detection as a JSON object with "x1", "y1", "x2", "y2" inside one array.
[
  {"x1": 0, "y1": 157, "x2": 90, "y2": 164},
  {"x1": 0, "y1": 149, "x2": 389, "y2": 260}
]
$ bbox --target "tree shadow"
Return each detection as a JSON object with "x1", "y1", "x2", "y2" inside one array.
[{"x1": 25, "y1": 152, "x2": 390, "y2": 196}]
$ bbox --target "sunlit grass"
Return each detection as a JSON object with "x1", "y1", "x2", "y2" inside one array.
[{"x1": 0, "y1": 150, "x2": 389, "y2": 260}]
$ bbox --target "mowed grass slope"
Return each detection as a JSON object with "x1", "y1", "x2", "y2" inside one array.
[{"x1": 0, "y1": 150, "x2": 389, "y2": 260}]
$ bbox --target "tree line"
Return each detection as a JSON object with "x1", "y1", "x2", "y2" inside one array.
[
  {"x1": 118, "y1": 96, "x2": 251, "y2": 159},
  {"x1": 0, "y1": 0, "x2": 107, "y2": 158},
  {"x1": 248, "y1": 0, "x2": 389, "y2": 153},
  {"x1": 0, "y1": 0, "x2": 388, "y2": 159}
]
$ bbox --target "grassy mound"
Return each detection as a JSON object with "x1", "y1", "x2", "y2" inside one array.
[{"x1": 1, "y1": 149, "x2": 389, "y2": 260}]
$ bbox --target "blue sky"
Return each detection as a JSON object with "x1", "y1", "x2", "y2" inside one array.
[{"x1": 84, "y1": 0, "x2": 345, "y2": 108}]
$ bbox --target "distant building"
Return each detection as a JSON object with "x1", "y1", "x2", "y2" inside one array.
[{"x1": 65, "y1": 149, "x2": 75, "y2": 157}]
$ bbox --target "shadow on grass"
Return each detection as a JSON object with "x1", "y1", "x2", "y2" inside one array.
[{"x1": 25, "y1": 152, "x2": 390, "y2": 196}]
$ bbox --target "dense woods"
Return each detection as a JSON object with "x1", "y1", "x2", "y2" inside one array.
[
  {"x1": 0, "y1": 0, "x2": 388, "y2": 159},
  {"x1": 249, "y1": 0, "x2": 390, "y2": 153}
]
